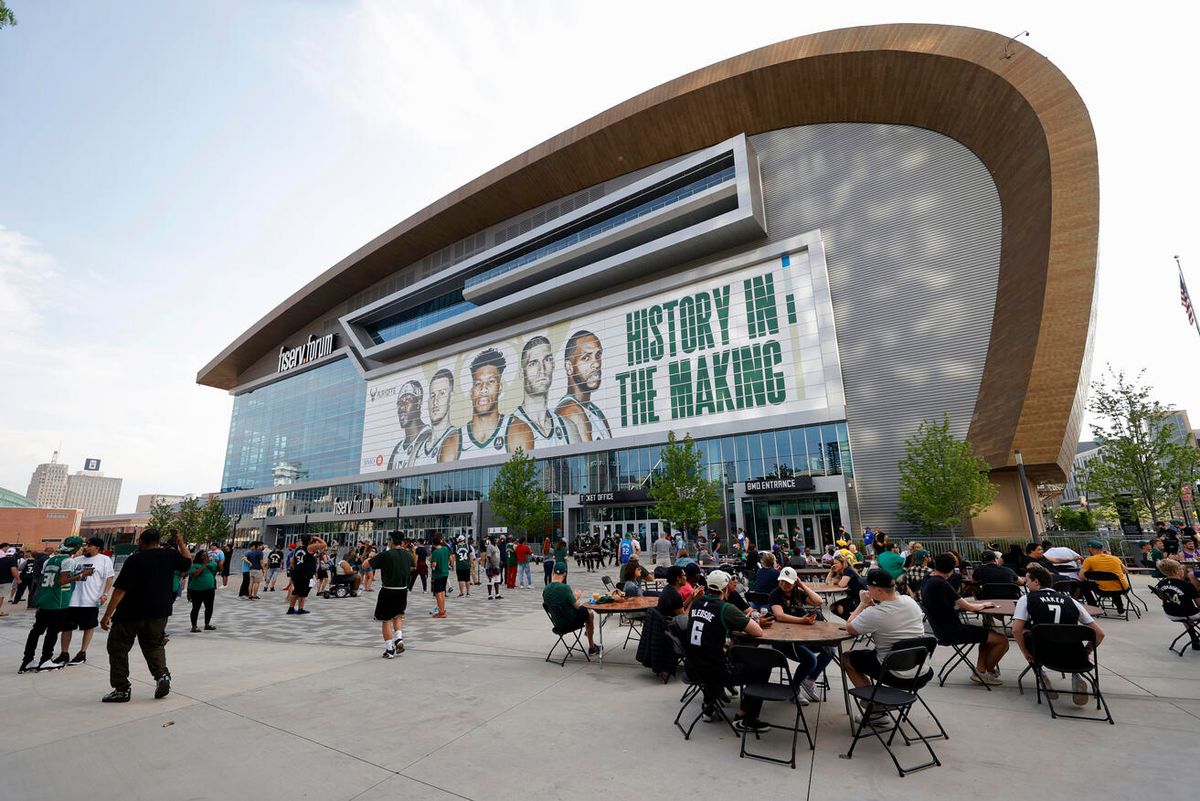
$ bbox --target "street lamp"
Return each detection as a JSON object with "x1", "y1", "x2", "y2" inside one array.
[{"x1": 1014, "y1": 449, "x2": 1039, "y2": 542}]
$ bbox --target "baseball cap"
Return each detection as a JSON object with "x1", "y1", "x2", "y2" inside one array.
[
  {"x1": 836, "y1": 539, "x2": 848, "y2": 547},
  {"x1": 865, "y1": 568, "x2": 894, "y2": 589},
  {"x1": 397, "y1": 380, "x2": 423, "y2": 399},
  {"x1": 684, "y1": 563, "x2": 702, "y2": 578},
  {"x1": 778, "y1": 566, "x2": 799, "y2": 584},
  {"x1": 912, "y1": 549, "x2": 929, "y2": 562},
  {"x1": 86, "y1": 537, "x2": 105, "y2": 548},
  {"x1": 705, "y1": 569, "x2": 731, "y2": 593},
  {"x1": 61, "y1": 536, "x2": 84, "y2": 551},
  {"x1": 1086, "y1": 540, "x2": 1103, "y2": 549}
]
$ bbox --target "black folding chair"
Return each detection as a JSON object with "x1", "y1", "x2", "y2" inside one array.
[
  {"x1": 543, "y1": 603, "x2": 590, "y2": 666},
  {"x1": 839, "y1": 645, "x2": 941, "y2": 776},
  {"x1": 730, "y1": 645, "x2": 813, "y2": 769},
  {"x1": 665, "y1": 627, "x2": 736, "y2": 739},
  {"x1": 1017, "y1": 624, "x2": 1114, "y2": 724},
  {"x1": 601, "y1": 575, "x2": 616, "y2": 594},
  {"x1": 976, "y1": 583, "x2": 1021, "y2": 601},
  {"x1": 1083, "y1": 571, "x2": 1140, "y2": 620},
  {"x1": 884, "y1": 636, "x2": 948, "y2": 741},
  {"x1": 931, "y1": 624, "x2": 992, "y2": 691},
  {"x1": 1148, "y1": 585, "x2": 1200, "y2": 656}
]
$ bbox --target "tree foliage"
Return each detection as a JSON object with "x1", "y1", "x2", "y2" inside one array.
[
  {"x1": 648, "y1": 432, "x2": 723, "y2": 539},
  {"x1": 198, "y1": 497, "x2": 232, "y2": 545},
  {"x1": 897, "y1": 414, "x2": 998, "y2": 535},
  {"x1": 146, "y1": 499, "x2": 176, "y2": 534},
  {"x1": 173, "y1": 496, "x2": 204, "y2": 543},
  {"x1": 489, "y1": 448, "x2": 551, "y2": 539},
  {"x1": 1051, "y1": 505, "x2": 1096, "y2": 532},
  {"x1": 1082, "y1": 367, "x2": 1196, "y2": 524},
  {"x1": 0, "y1": 2, "x2": 16, "y2": 30}
]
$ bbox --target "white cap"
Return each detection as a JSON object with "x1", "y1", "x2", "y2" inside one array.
[
  {"x1": 705, "y1": 569, "x2": 731, "y2": 592},
  {"x1": 778, "y1": 566, "x2": 799, "y2": 584}
]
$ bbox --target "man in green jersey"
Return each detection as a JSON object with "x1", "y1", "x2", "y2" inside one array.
[
  {"x1": 429, "y1": 534, "x2": 451, "y2": 618},
  {"x1": 20, "y1": 536, "x2": 91, "y2": 673},
  {"x1": 370, "y1": 532, "x2": 414, "y2": 658}
]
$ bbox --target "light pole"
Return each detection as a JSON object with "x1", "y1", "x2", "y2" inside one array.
[{"x1": 1014, "y1": 449, "x2": 1039, "y2": 542}]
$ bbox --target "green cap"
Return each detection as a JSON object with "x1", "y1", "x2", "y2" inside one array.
[
  {"x1": 913, "y1": 549, "x2": 929, "y2": 562},
  {"x1": 61, "y1": 535, "x2": 84, "y2": 551},
  {"x1": 1085, "y1": 540, "x2": 1103, "y2": 549}
]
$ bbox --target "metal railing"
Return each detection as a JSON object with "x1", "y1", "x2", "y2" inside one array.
[{"x1": 879, "y1": 532, "x2": 1139, "y2": 562}]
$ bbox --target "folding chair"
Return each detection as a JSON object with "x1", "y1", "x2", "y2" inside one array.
[
  {"x1": 665, "y1": 628, "x2": 736, "y2": 739},
  {"x1": 932, "y1": 624, "x2": 992, "y2": 691},
  {"x1": 543, "y1": 603, "x2": 590, "y2": 666},
  {"x1": 976, "y1": 583, "x2": 1021, "y2": 601},
  {"x1": 1017, "y1": 624, "x2": 1114, "y2": 724},
  {"x1": 1148, "y1": 585, "x2": 1200, "y2": 656},
  {"x1": 601, "y1": 575, "x2": 616, "y2": 594},
  {"x1": 730, "y1": 645, "x2": 814, "y2": 768},
  {"x1": 839, "y1": 645, "x2": 942, "y2": 776},
  {"x1": 884, "y1": 636, "x2": 948, "y2": 741},
  {"x1": 1083, "y1": 571, "x2": 1140, "y2": 620}
]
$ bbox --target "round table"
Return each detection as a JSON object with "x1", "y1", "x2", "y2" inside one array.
[
  {"x1": 975, "y1": 598, "x2": 1102, "y2": 619},
  {"x1": 586, "y1": 595, "x2": 658, "y2": 665}
]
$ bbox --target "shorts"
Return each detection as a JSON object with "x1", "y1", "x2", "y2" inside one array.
[
  {"x1": 940, "y1": 624, "x2": 990, "y2": 645},
  {"x1": 559, "y1": 606, "x2": 589, "y2": 631},
  {"x1": 847, "y1": 649, "x2": 886, "y2": 679},
  {"x1": 431, "y1": 576, "x2": 448, "y2": 594},
  {"x1": 65, "y1": 606, "x2": 99, "y2": 631},
  {"x1": 374, "y1": 588, "x2": 409, "y2": 620},
  {"x1": 316, "y1": 568, "x2": 329, "y2": 580},
  {"x1": 486, "y1": 566, "x2": 500, "y2": 580},
  {"x1": 456, "y1": 567, "x2": 470, "y2": 581},
  {"x1": 291, "y1": 577, "x2": 314, "y2": 598}
]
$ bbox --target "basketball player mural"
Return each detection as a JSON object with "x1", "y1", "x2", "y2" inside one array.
[
  {"x1": 507, "y1": 336, "x2": 572, "y2": 453},
  {"x1": 556, "y1": 330, "x2": 611, "y2": 441},
  {"x1": 442, "y1": 348, "x2": 508, "y2": 460},
  {"x1": 411, "y1": 368, "x2": 456, "y2": 466},
  {"x1": 387, "y1": 381, "x2": 426, "y2": 469}
]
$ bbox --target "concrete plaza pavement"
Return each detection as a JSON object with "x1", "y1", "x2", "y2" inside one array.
[{"x1": 0, "y1": 569, "x2": 1197, "y2": 801}]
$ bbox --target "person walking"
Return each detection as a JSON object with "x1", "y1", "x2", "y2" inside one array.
[
  {"x1": 55, "y1": 537, "x2": 115, "y2": 665},
  {"x1": 429, "y1": 534, "x2": 451, "y2": 618},
  {"x1": 542, "y1": 537, "x2": 554, "y2": 586},
  {"x1": 371, "y1": 531, "x2": 413, "y2": 658},
  {"x1": 187, "y1": 550, "x2": 219, "y2": 632},
  {"x1": 98, "y1": 528, "x2": 193, "y2": 701},
  {"x1": 19, "y1": 537, "x2": 91, "y2": 673}
]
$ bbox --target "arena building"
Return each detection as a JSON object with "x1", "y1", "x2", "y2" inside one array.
[{"x1": 198, "y1": 24, "x2": 1098, "y2": 550}]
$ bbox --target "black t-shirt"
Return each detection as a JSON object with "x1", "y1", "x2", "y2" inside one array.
[
  {"x1": 0, "y1": 555, "x2": 17, "y2": 583},
  {"x1": 113, "y1": 547, "x2": 193, "y2": 622},
  {"x1": 656, "y1": 584, "x2": 684, "y2": 616},
  {"x1": 267, "y1": 550, "x2": 283, "y2": 568},
  {"x1": 1156, "y1": 577, "x2": 1200, "y2": 617},
  {"x1": 920, "y1": 575, "x2": 964, "y2": 634},
  {"x1": 841, "y1": 566, "x2": 865, "y2": 598},
  {"x1": 20, "y1": 556, "x2": 39, "y2": 579},
  {"x1": 291, "y1": 548, "x2": 316, "y2": 578},
  {"x1": 973, "y1": 563, "x2": 1019, "y2": 586},
  {"x1": 767, "y1": 585, "x2": 810, "y2": 616}
]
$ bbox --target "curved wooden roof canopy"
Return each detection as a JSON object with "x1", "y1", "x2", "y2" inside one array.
[{"x1": 198, "y1": 23, "x2": 1098, "y2": 481}]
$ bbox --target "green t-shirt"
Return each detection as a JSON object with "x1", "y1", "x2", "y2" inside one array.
[
  {"x1": 188, "y1": 561, "x2": 218, "y2": 591},
  {"x1": 35, "y1": 554, "x2": 76, "y2": 610},
  {"x1": 553, "y1": 546, "x2": 568, "y2": 572},
  {"x1": 542, "y1": 582, "x2": 578, "y2": 628},
  {"x1": 878, "y1": 550, "x2": 905, "y2": 579},
  {"x1": 371, "y1": 548, "x2": 414, "y2": 588},
  {"x1": 718, "y1": 596, "x2": 750, "y2": 632},
  {"x1": 430, "y1": 545, "x2": 451, "y2": 578},
  {"x1": 506, "y1": 545, "x2": 517, "y2": 567}
]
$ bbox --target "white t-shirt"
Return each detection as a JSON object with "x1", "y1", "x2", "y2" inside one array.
[
  {"x1": 849, "y1": 595, "x2": 927, "y2": 676},
  {"x1": 1013, "y1": 593, "x2": 1094, "y2": 625},
  {"x1": 1043, "y1": 547, "x2": 1082, "y2": 578},
  {"x1": 70, "y1": 553, "x2": 115, "y2": 607}
]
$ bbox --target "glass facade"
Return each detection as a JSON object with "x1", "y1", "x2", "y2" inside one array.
[{"x1": 221, "y1": 358, "x2": 366, "y2": 492}]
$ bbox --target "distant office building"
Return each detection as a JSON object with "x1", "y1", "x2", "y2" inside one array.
[
  {"x1": 25, "y1": 454, "x2": 68, "y2": 508},
  {"x1": 135, "y1": 493, "x2": 187, "y2": 513},
  {"x1": 65, "y1": 469, "x2": 122, "y2": 517},
  {"x1": 0, "y1": 506, "x2": 83, "y2": 547}
]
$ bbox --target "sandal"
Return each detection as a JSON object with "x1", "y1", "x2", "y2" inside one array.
[{"x1": 204, "y1": 625, "x2": 217, "y2": 631}]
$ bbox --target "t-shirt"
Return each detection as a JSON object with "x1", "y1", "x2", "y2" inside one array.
[
  {"x1": 1081, "y1": 553, "x2": 1129, "y2": 591},
  {"x1": 1155, "y1": 577, "x2": 1200, "y2": 618},
  {"x1": 0, "y1": 554, "x2": 18, "y2": 583},
  {"x1": 653, "y1": 538, "x2": 672, "y2": 563},
  {"x1": 877, "y1": 551, "x2": 905, "y2": 579},
  {"x1": 553, "y1": 546, "x2": 568, "y2": 573},
  {"x1": 619, "y1": 540, "x2": 633, "y2": 564},
  {"x1": 291, "y1": 548, "x2": 316, "y2": 579},
  {"x1": 486, "y1": 543, "x2": 500, "y2": 569},
  {"x1": 245, "y1": 549, "x2": 264, "y2": 570},
  {"x1": 850, "y1": 595, "x2": 926, "y2": 672},
  {"x1": 267, "y1": 550, "x2": 283, "y2": 569},
  {"x1": 515, "y1": 543, "x2": 531, "y2": 564},
  {"x1": 1044, "y1": 546, "x2": 1082, "y2": 578},
  {"x1": 371, "y1": 548, "x2": 414, "y2": 589},
  {"x1": 113, "y1": 548, "x2": 193, "y2": 622},
  {"x1": 35, "y1": 554, "x2": 78, "y2": 610},
  {"x1": 752, "y1": 568, "x2": 780, "y2": 594},
  {"x1": 1013, "y1": 590, "x2": 1093, "y2": 624},
  {"x1": 920, "y1": 575, "x2": 966, "y2": 635},
  {"x1": 973, "y1": 563, "x2": 1019, "y2": 586},
  {"x1": 542, "y1": 582, "x2": 578, "y2": 628},
  {"x1": 840, "y1": 566, "x2": 865, "y2": 598},
  {"x1": 657, "y1": 584, "x2": 684, "y2": 615},
  {"x1": 767, "y1": 585, "x2": 811, "y2": 617},
  {"x1": 430, "y1": 545, "x2": 451, "y2": 578},
  {"x1": 188, "y1": 561, "x2": 219, "y2": 592},
  {"x1": 70, "y1": 553, "x2": 115, "y2": 607}
]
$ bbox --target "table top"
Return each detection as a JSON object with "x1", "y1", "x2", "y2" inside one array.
[
  {"x1": 974, "y1": 598, "x2": 1102, "y2": 618},
  {"x1": 736, "y1": 619, "x2": 854, "y2": 644},
  {"x1": 586, "y1": 595, "x2": 658, "y2": 613},
  {"x1": 807, "y1": 583, "x2": 847, "y2": 594}
]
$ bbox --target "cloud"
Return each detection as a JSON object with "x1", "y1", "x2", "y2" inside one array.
[{"x1": 0, "y1": 224, "x2": 59, "y2": 340}]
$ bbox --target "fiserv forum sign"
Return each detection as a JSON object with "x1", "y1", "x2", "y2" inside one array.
[{"x1": 359, "y1": 248, "x2": 842, "y2": 471}]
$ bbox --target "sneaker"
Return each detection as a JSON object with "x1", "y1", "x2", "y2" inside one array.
[
  {"x1": 382, "y1": 648, "x2": 397, "y2": 659},
  {"x1": 70, "y1": 651, "x2": 87, "y2": 665},
  {"x1": 733, "y1": 718, "x2": 771, "y2": 734},
  {"x1": 297, "y1": 609, "x2": 311, "y2": 615},
  {"x1": 587, "y1": 644, "x2": 601, "y2": 655},
  {"x1": 800, "y1": 678, "x2": 821, "y2": 703},
  {"x1": 191, "y1": 626, "x2": 201, "y2": 632},
  {"x1": 394, "y1": 640, "x2": 405, "y2": 654},
  {"x1": 494, "y1": 594, "x2": 504, "y2": 600},
  {"x1": 102, "y1": 688, "x2": 131, "y2": 703},
  {"x1": 37, "y1": 658, "x2": 63, "y2": 671},
  {"x1": 18, "y1": 660, "x2": 34, "y2": 674},
  {"x1": 853, "y1": 710, "x2": 889, "y2": 729},
  {"x1": 989, "y1": 667, "x2": 1002, "y2": 679},
  {"x1": 488, "y1": 596, "x2": 494, "y2": 601},
  {"x1": 1071, "y1": 674, "x2": 1090, "y2": 706},
  {"x1": 970, "y1": 671, "x2": 1002, "y2": 686},
  {"x1": 432, "y1": 611, "x2": 447, "y2": 619},
  {"x1": 154, "y1": 673, "x2": 171, "y2": 699},
  {"x1": 53, "y1": 652, "x2": 70, "y2": 666},
  {"x1": 1042, "y1": 674, "x2": 1059, "y2": 700},
  {"x1": 702, "y1": 706, "x2": 719, "y2": 723},
  {"x1": 286, "y1": 608, "x2": 297, "y2": 615},
  {"x1": 204, "y1": 625, "x2": 217, "y2": 630}
]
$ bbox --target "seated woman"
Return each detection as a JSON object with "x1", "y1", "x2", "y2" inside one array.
[
  {"x1": 696, "y1": 546, "x2": 716, "y2": 566},
  {"x1": 752, "y1": 552, "x2": 780, "y2": 594},
  {"x1": 825, "y1": 554, "x2": 866, "y2": 620},
  {"x1": 674, "y1": 548, "x2": 697, "y2": 569},
  {"x1": 619, "y1": 557, "x2": 654, "y2": 596}
]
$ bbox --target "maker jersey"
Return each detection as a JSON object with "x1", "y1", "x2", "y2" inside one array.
[{"x1": 35, "y1": 554, "x2": 77, "y2": 610}]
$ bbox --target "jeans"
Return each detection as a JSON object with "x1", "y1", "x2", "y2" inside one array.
[
  {"x1": 239, "y1": 572, "x2": 251, "y2": 597},
  {"x1": 518, "y1": 562, "x2": 532, "y2": 587},
  {"x1": 190, "y1": 589, "x2": 215, "y2": 627},
  {"x1": 776, "y1": 643, "x2": 834, "y2": 687},
  {"x1": 23, "y1": 609, "x2": 65, "y2": 664},
  {"x1": 107, "y1": 617, "x2": 169, "y2": 691},
  {"x1": 544, "y1": 560, "x2": 554, "y2": 585}
]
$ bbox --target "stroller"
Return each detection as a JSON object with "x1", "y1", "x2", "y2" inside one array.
[{"x1": 323, "y1": 571, "x2": 358, "y2": 599}]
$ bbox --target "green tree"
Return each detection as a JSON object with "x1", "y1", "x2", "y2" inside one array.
[
  {"x1": 648, "y1": 432, "x2": 722, "y2": 542},
  {"x1": 0, "y1": 2, "x2": 16, "y2": 30},
  {"x1": 147, "y1": 499, "x2": 176, "y2": 533},
  {"x1": 489, "y1": 448, "x2": 551, "y2": 540},
  {"x1": 173, "y1": 496, "x2": 204, "y2": 543},
  {"x1": 897, "y1": 414, "x2": 998, "y2": 538},
  {"x1": 1051, "y1": 505, "x2": 1095, "y2": 532},
  {"x1": 198, "y1": 497, "x2": 232, "y2": 546},
  {"x1": 1083, "y1": 368, "x2": 1191, "y2": 525}
]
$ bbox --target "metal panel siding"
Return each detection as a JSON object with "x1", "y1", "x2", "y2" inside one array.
[{"x1": 749, "y1": 124, "x2": 1002, "y2": 534}]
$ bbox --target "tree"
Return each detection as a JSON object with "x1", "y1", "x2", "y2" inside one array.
[
  {"x1": 174, "y1": 496, "x2": 204, "y2": 543},
  {"x1": 198, "y1": 497, "x2": 232, "y2": 546},
  {"x1": 147, "y1": 499, "x2": 176, "y2": 533},
  {"x1": 897, "y1": 414, "x2": 998, "y2": 538},
  {"x1": 1051, "y1": 505, "x2": 1095, "y2": 532},
  {"x1": 0, "y1": 2, "x2": 16, "y2": 30},
  {"x1": 648, "y1": 432, "x2": 722, "y2": 542},
  {"x1": 1083, "y1": 368, "x2": 1192, "y2": 525},
  {"x1": 489, "y1": 448, "x2": 551, "y2": 540}
]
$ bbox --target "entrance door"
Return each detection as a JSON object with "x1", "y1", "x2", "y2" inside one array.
[{"x1": 769, "y1": 516, "x2": 807, "y2": 550}]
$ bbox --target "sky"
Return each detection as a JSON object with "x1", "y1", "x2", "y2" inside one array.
[{"x1": 0, "y1": 1, "x2": 1196, "y2": 513}]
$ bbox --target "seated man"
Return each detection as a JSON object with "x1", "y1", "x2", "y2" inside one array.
[
  {"x1": 1041, "y1": 540, "x2": 1083, "y2": 579},
  {"x1": 1155, "y1": 558, "x2": 1200, "y2": 650},
  {"x1": 902, "y1": 550, "x2": 932, "y2": 596},
  {"x1": 1012, "y1": 564, "x2": 1105, "y2": 705},
  {"x1": 843, "y1": 569, "x2": 927, "y2": 726},
  {"x1": 683, "y1": 570, "x2": 771, "y2": 734},
  {"x1": 973, "y1": 550, "x2": 1024, "y2": 587},
  {"x1": 656, "y1": 566, "x2": 691, "y2": 617},
  {"x1": 1142, "y1": 539, "x2": 1165, "y2": 577},
  {"x1": 542, "y1": 566, "x2": 600, "y2": 655},
  {"x1": 768, "y1": 566, "x2": 830, "y2": 702},
  {"x1": 921, "y1": 554, "x2": 1009, "y2": 684},
  {"x1": 1080, "y1": 540, "x2": 1130, "y2": 614},
  {"x1": 1020, "y1": 542, "x2": 1056, "y2": 576},
  {"x1": 876, "y1": 541, "x2": 905, "y2": 581}
]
